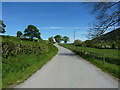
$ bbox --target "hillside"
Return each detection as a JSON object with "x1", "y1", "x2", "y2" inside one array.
[
  {"x1": 1, "y1": 35, "x2": 58, "y2": 88},
  {"x1": 92, "y1": 28, "x2": 120, "y2": 43}
]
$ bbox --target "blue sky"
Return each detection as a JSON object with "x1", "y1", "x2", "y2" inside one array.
[{"x1": 2, "y1": 2, "x2": 95, "y2": 42}]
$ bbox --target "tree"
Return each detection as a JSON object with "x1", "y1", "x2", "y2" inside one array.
[
  {"x1": 0, "y1": 20, "x2": 6, "y2": 33},
  {"x1": 34, "y1": 32, "x2": 41, "y2": 39},
  {"x1": 48, "y1": 37, "x2": 54, "y2": 43},
  {"x1": 74, "y1": 39, "x2": 82, "y2": 46},
  {"x1": 24, "y1": 25, "x2": 41, "y2": 40},
  {"x1": 54, "y1": 35, "x2": 62, "y2": 43},
  {"x1": 88, "y1": 2, "x2": 120, "y2": 38},
  {"x1": 62, "y1": 36, "x2": 69, "y2": 43},
  {"x1": 17, "y1": 31, "x2": 23, "y2": 37}
]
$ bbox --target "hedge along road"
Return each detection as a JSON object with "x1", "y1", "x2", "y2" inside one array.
[{"x1": 15, "y1": 44, "x2": 118, "y2": 88}]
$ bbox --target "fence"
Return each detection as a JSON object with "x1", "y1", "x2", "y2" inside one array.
[{"x1": 66, "y1": 45, "x2": 120, "y2": 66}]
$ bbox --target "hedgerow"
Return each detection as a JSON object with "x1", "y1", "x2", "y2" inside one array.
[{"x1": 2, "y1": 41, "x2": 48, "y2": 58}]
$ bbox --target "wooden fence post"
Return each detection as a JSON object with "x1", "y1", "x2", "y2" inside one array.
[
  {"x1": 102, "y1": 53, "x2": 105, "y2": 64},
  {"x1": 93, "y1": 52, "x2": 95, "y2": 59},
  {"x1": 103, "y1": 54, "x2": 105, "y2": 64}
]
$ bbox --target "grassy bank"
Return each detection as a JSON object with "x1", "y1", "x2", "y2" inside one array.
[
  {"x1": 59, "y1": 44, "x2": 120, "y2": 79},
  {"x1": 2, "y1": 35, "x2": 58, "y2": 88}
]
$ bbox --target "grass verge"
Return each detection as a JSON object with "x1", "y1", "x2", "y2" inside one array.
[
  {"x1": 59, "y1": 44, "x2": 120, "y2": 79},
  {"x1": 2, "y1": 44, "x2": 58, "y2": 88}
]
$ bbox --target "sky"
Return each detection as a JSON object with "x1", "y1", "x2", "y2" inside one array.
[{"x1": 2, "y1": 2, "x2": 95, "y2": 42}]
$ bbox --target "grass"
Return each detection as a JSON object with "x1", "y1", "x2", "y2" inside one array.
[
  {"x1": 60, "y1": 44, "x2": 119, "y2": 59},
  {"x1": 59, "y1": 44, "x2": 120, "y2": 79},
  {"x1": 60, "y1": 44, "x2": 119, "y2": 65},
  {"x1": 2, "y1": 35, "x2": 58, "y2": 88}
]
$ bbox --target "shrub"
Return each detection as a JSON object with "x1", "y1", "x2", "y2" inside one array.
[
  {"x1": 92, "y1": 43, "x2": 112, "y2": 49},
  {"x1": 48, "y1": 37, "x2": 54, "y2": 43},
  {"x1": 84, "y1": 40, "x2": 93, "y2": 47},
  {"x1": 110, "y1": 41, "x2": 120, "y2": 49},
  {"x1": 74, "y1": 40, "x2": 82, "y2": 46},
  {"x1": 17, "y1": 31, "x2": 23, "y2": 37},
  {"x1": 2, "y1": 41, "x2": 48, "y2": 58},
  {"x1": 117, "y1": 41, "x2": 120, "y2": 49}
]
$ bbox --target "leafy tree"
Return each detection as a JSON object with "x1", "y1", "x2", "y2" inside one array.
[
  {"x1": 48, "y1": 37, "x2": 54, "y2": 43},
  {"x1": 17, "y1": 31, "x2": 23, "y2": 37},
  {"x1": 54, "y1": 35, "x2": 62, "y2": 43},
  {"x1": 62, "y1": 36, "x2": 69, "y2": 43},
  {"x1": 0, "y1": 20, "x2": 6, "y2": 33},
  {"x1": 74, "y1": 39, "x2": 82, "y2": 46},
  {"x1": 24, "y1": 25, "x2": 41, "y2": 40},
  {"x1": 35, "y1": 32, "x2": 41, "y2": 39},
  {"x1": 87, "y1": 2, "x2": 120, "y2": 38}
]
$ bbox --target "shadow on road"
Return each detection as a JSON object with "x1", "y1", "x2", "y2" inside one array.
[{"x1": 58, "y1": 53, "x2": 76, "y2": 56}]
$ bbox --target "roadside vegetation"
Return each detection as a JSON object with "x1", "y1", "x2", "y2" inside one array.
[
  {"x1": 0, "y1": 22, "x2": 58, "y2": 88},
  {"x1": 48, "y1": 35, "x2": 69, "y2": 44},
  {"x1": 2, "y1": 35, "x2": 58, "y2": 88},
  {"x1": 1, "y1": 2, "x2": 120, "y2": 88},
  {"x1": 59, "y1": 44, "x2": 120, "y2": 79},
  {"x1": 59, "y1": 28, "x2": 120, "y2": 79}
]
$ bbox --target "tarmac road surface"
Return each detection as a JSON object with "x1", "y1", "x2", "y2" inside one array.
[{"x1": 15, "y1": 44, "x2": 118, "y2": 88}]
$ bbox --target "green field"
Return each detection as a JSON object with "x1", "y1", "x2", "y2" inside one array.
[
  {"x1": 2, "y1": 35, "x2": 58, "y2": 88},
  {"x1": 59, "y1": 44, "x2": 120, "y2": 79}
]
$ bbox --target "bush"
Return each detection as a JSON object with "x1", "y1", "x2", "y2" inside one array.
[
  {"x1": 92, "y1": 43, "x2": 103, "y2": 49},
  {"x1": 1, "y1": 35, "x2": 10, "y2": 38},
  {"x1": 117, "y1": 41, "x2": 120, "y2": 49},
  {"x1": 92, "y1": 43, "x2": 112, "y2": 49},
  {"x1": 84, "y1": 40, "x2": 93, "y2": 47},
  {"x1": 48, "y1": 37, "x2": 54, "y2": 43},
  {"x1": 2, "y1": 41, "x2": 48, "y2": 58},
  {"x1": 110, "y1": 41, "x2": 120, "y2": 49},
  {"x1": 92, "y1": 42, "x2": 120, "y2": 49}
]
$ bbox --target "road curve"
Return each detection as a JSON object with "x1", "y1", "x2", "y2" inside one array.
[{"x1": 15, "y1": 44, "x2": 118, "y2": 88}]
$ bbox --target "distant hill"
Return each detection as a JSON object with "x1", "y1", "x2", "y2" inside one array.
[{"x1": 92, "y1": 28, "x2": 120, "y2": 43}]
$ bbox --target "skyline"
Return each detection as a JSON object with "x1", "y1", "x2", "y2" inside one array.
[{"x1": 2, "y1": 2, "x2": 95, "y2": 42}]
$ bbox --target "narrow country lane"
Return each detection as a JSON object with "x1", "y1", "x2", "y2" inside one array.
[{"x1": 15, "y1": 44, "x2": 118, "y2": 88}]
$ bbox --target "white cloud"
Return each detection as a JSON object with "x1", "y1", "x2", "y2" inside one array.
[
  {"x1": 39, "y1": 26, "x2": 93, "y2": 30},
  {"x1": 48, "y1": 27, "x2": 63, "y2": 29},
  {"x1": 40, "y1": 27, "x2": 63, "y2": 29}
]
